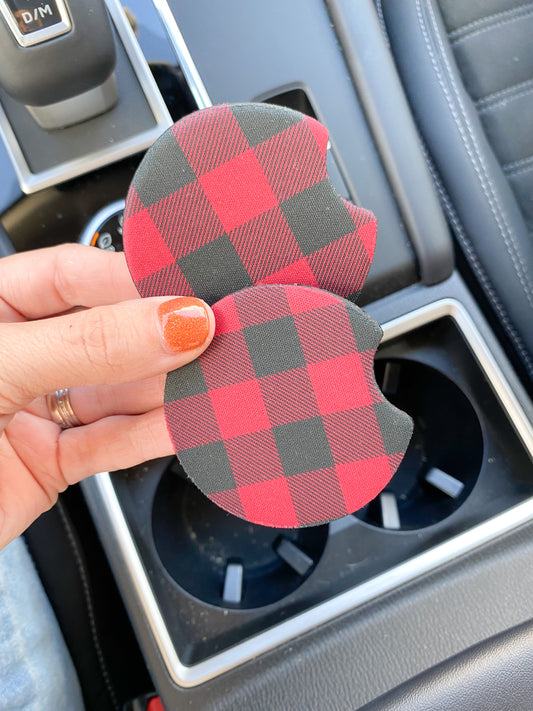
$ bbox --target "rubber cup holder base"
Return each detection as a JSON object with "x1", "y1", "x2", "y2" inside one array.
[
  {"x1": 354, "y1": 359, "x2": 483, "y2": 530},
  {"x1": 152, "y1": 466, "x2": 328, "y2": 609}
]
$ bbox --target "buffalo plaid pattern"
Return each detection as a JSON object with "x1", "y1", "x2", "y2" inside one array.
[
  {"x1": 123, "y1": 103, "x2": 376, "y2": 304},
  {"x1": 164, "y1": 285, "x2": 413, "y2": 528}
]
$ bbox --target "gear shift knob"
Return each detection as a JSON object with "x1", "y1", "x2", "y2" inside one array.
[{"x1": 0, "y1": 0, "x2": 117, "y2": 129}]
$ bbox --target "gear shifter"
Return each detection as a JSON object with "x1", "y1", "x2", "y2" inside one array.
[{"x1": 0, "y1": 0, "x2": 117, "y2": 129}]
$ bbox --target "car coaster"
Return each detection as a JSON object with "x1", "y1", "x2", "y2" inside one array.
[
  {"x1": 164, "y1": 284, "x2": 413, "y2": 528},
  {"x1": 122, "y1": 102, "x2": 413, "y2": 528},
  {"x1": 123, "y1": 102, "x2": 376, "y2": 304}
]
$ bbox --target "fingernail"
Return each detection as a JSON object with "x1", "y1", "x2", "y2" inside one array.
[{"x1": 158, "y1": 297, "x2": 210, "y2": 353}]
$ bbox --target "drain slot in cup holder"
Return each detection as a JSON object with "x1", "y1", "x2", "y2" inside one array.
[
  {"x1": 355, "y1": 359, "x2": 483, "y2": 531},
  {"x1": 152, "y1": 468, "x2": 328, "y2": 609}
]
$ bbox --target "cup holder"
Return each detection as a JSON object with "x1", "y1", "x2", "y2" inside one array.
[
  {"x1": 354, "y1": 358, "x2": 483, "y2": 531},
  {"x1": 152, "y1": 467, "x2": 328, "y2": 609},
  {"x1": 151, "y1": 357, "x2": 482, "y2": 610},
  {"x1": 104, "y1": 311, "x2": 533, "y2": 669}
]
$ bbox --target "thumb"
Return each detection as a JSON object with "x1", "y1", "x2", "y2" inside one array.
[{"x1": 0, "y1": 296, "x2": 215, "y2": 416}]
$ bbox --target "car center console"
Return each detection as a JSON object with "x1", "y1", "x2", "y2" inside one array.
[{"x1": 1, "y1": 1, "x2": 533, "y2": 709}]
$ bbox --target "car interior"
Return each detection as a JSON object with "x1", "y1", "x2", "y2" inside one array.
[{"x1": 0, "y1": 0, "x2": 532, "y2": 709}]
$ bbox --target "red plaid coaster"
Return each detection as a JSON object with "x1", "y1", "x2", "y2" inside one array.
[
  {"x1": 165, "y1": 284, "x2": 413, "y2": 528},
  {"x1": 123, "y1": 103, "x2": 376, "y2": 304}
]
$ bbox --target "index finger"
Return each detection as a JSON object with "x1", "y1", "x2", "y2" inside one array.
[{"x1": 0, "y1": 244, "x2": 139, "y2": 320}]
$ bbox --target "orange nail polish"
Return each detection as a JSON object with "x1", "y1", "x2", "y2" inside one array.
[{"x1": 158, "y1": 297, "x2": 210, "y2": 352}]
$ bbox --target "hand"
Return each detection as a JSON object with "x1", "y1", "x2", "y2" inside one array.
[{"x1": 0, "y1": 244, "x2": 215, "y2": 549}]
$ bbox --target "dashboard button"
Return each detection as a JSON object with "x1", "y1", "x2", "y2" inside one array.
[{"x1": 0, "y1": 0, "x2": 71, "y2": 46}]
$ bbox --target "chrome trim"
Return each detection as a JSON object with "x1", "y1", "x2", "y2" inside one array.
[
  {"x1": 0, "y1": 0, "x2": 71, "y2": 47},
  {"x1": 0, "y1": 0, "x2": 172, "y2": 194},
  {"x1": 78, "y1": 199, "x2": 125, "y2": 246},
  {"x1": 27, "y1": 74, "x2": 118, "y2": 130},
  {"x1": 82, "y1": 298, "x2": 533, "y2": 687},
  {"x1": 152, "y1": 0, "x2": 212, "y2": 109}
]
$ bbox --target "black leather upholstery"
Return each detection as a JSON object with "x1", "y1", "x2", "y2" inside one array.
[
  {"x1": 380, "y1": 0, "x2": 533, "y2": 380},
  {"x1": 438, "y1": 1, "x2": 533, "y2": 233},
  {"x1": 360, "y1": 618, "x2": 533, "y2": 711}
]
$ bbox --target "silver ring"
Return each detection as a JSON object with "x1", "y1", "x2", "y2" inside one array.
[{"x1": 46, "y1": 389, "x2": 83, "y2": 429}]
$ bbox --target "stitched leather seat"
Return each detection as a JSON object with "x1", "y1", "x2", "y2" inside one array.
[{"x1": 380, "y1": 0, "x2": 533, "y2": 381}]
